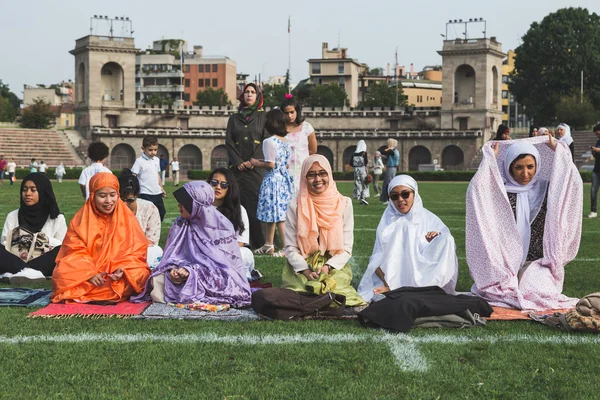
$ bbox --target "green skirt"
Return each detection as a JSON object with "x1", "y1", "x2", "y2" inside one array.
[{"x1": 281, "y1": 251, "x2": 366, "y2": 307}]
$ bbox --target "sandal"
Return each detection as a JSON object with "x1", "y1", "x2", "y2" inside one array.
[
  {"x1": 254, "y1": 245, "x2": 275, "y2": 255},
  {"x1": 272, "y1": 250, "x2": 286, "y2": 258}
]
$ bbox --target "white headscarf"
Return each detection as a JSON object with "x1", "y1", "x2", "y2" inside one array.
[
  {"x1": 502, "y1": 143, "x2": 548, "y2": 264},
  {"x1": 356, "y1": 140, "x2": 367, "y2": 154},
  {"x1": 538, "y1": 127, "x2": 549, "y2": 136},
  {"x1": 557, "y1": 123, "x2": 573, "y2": 146},
  {"x1": 357, "y1": 175, "x2": 458, "y2": 302}
]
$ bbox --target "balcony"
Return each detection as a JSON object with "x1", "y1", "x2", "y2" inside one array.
[
  {"x1": 453, "y1": 102, "x2": 475, "y2": 110},
  {"x1": 136, "y1": 85, "x2": 185, "y2": 93},
  {"x1": 136, "y1": 70, "x2": 184, "y2": 78}
]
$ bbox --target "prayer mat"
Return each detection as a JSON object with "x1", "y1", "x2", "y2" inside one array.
[
  {"x1": 0, "y1": 288, "x2": 52, "y2": 307},
  {"x1": 28, "y1": 301, "x2": 150, "y2": 319},
  {"x1": 486, "y1": 306, "x2": 572, "y2": 321},
  {"x1": 139, "y1": 302, "x2": 261, "y2": 321}
]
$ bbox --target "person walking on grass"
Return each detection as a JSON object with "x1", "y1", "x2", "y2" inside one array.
[
  {"x1": 6, "y1": 158, "x2": 16, "y2": 185},
  {"x1": 171, "y1": 157, "x2": 180, "y2": 186},
  {"x1": 131, "y1": 135, "x2": 167, "y2": 221},
  {"x1": 589, "y1": 124, "x2": 600, "y2": 219},
  {"x1": 0, "y1": 155, "x2": 6, "y2": 185}
]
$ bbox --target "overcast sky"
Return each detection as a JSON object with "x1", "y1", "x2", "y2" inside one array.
[{"x1": 1, "y1": 0, "x2": 598, "y2": 98}]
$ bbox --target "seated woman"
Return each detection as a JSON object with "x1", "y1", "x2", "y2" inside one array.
[
  {"x1": 207, "y1": 168, "x2": 259, "y2": 281},
  {"x1": 132, "y1": 181, "x2": 251, "y2": 307},
  {"x1": 282, "y1": 154, "x2": 365, "y2": 306},
  {"x1": 467, "y1": 136, "x2": 581, "y2": 310},
  {"x1": 0, "y1": 173, "x2": 67, "y2": 284},
  {"x1": 118, "y1": 169, "x2": 163, "y2": 268},
  {"x1": 51, "y1": 173, "x2": 150, "y2": 303},
  {"x1": 357, "y1": 175, "x2": 458, "y2": 302}
]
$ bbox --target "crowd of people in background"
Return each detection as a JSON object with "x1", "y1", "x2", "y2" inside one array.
[{"x1": 0, "y1": 91, "x2": 596, "y2": 313}]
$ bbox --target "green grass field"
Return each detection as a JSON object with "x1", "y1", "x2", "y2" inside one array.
[{"x1": 0, "y1": 180, "x2": 599, "y2": 399}]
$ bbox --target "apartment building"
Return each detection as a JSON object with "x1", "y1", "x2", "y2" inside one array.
[{"x1": 183, "y1": 46, "x2": 237, "y2": 106}]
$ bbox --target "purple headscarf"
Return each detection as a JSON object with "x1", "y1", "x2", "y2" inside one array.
[{"x1": 132, "y1": 181, "x2": 251, "y2": 307}]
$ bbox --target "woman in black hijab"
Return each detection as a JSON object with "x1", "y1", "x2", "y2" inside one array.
[{"x1": 0, "y1": 173, "x2": 67, "y2": 284}]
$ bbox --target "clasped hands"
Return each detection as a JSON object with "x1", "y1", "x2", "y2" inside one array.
[
  {"x1": 302, "y1": 265, "x2": 330, "y2": 281},
  {"x1": 88, "y1": 268, "x2": 124, "y2": 287},
  {"x1": 237, "y1": 161, "x2": 254, "y2": 171}
]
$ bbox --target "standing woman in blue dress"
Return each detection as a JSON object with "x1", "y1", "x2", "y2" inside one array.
[{"x1": 251, "y1": 109, "x2": 294, "y2": 257}]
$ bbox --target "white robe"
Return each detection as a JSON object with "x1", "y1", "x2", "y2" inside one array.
[{"x1": 357, "y1": 175, "x2": 458, "y2": 302}]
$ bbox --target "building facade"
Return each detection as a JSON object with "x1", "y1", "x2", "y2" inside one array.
[
  {"x1": 183, "y1": 46, "x2": 237, "y2": 107},
  {"x1": 501, "y1": 50, "x2": 530, "y2": 128}
]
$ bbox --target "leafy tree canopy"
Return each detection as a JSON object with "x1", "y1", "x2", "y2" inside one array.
[
  {"x1": 262, "y1": 84, "x2": 289, "y2": 108},
  {"x1": 194, "y1": 88, "x2": 231, "y2": 107},
  {"x1": 359, "y1": 81, "x2": 407, "y2": 108},
  {"x1": 510, "y1": 7, "x2": 600, "y2": 125},
  {"x1": 19, "y1": 98, "x2": 55, "y2": 129},
  {"x1": 555, "y1": 93, "x2": 599, "y2": 130},
  {"x1": 306, "y1": 84, "x2": 348, "y2": 108}
]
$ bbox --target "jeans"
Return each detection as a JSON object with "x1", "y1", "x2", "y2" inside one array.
[
  {"x1": 379, "y1": 167, "x2": 397, "y2": 202},
  {"x1": 592, "y1": 172, "x2": 600, "y2": 212},
  {"x1": 373, "y1": 173, "x2": 382, "y2": 194}
]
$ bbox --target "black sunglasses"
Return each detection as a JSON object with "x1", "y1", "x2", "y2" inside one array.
[
  {"x1": 121, "y1": 197, "x2": 137, "y2": 204},
  {"x1": 389, "y1": 190, "x2": 412, "y2": 201},
  {"x1": 210, "y1": 179, "x2": 229, "y2": 190}
]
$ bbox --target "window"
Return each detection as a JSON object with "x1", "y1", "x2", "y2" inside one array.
[
  {"x1": 502, "y1": 75, "x2": 509, "y2": 83},
  {"x1": 184, "y1": 79, "x2": 190, "y2": 87},
  {"x1": 205, "y1": 64, "x2": 210, "y2": 72},
  {"x1": 107, "y1": 115, "x2": 118, "y2": 128},
  {"x1": 184, "y1": 65, "x2": 190, "y2": 72},
  {"x1": 502, "y1": 105, "x2": 509, "y2": 114},
  {"x1": 312, "y1": 63, "x2": 321, "y2": 74},
  {"x1": 339, "y1": 77, "x2": 345, "y2": 89},
  {"x1": 212, "y1": 64, "x2": 218, "y2": 72},
  {"x1": 205, "y1": 79, "x2": 210, "y2": 87},
  {"x1": 199, "y1": 64, "x2": 204, "y2": 73},
  {"x1": 502, "y1": 90, "x2": 508, "y2": 99},
  {"x1": 212, "y1": 78, "x2": 218, "y2": 87},
  {"x1": 183, "y1": 93, "x2": 190, "y2": 101},
  {"x1": 198, "y1": 79, "x2": 204, "y2": 87},
  {"x1": 338, "y1": 63, "x2": 344, "y2": 74}
]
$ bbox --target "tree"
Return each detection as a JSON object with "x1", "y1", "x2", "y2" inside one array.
[
  {"x1": 555, "y1": 93, "x2": 599, "y2": 130},
  {"x1": 291, "y1": 79, "x2": 311, "y2": 105},
  {"x1": 510, "y1": 7, "x2": 600, "y2": 125},
  {"x1": 19, "y1": 98, "x2": 55, "y2": 129},
  {"x1": 0, "y1": 80, "x2": 20, "y2": 121},
  {"x1": 262, "y1": 83, "x2": 289, "y2": 108},
  {"x1": 367, "y1": 67, "x2": 384, "y2": 76},
  {"x1": 359, "y1": 81, "x2": 407, "y2": 108},
  {"x1": 306, "y1": 84, "x2": 349, "y2": 108},
  {"x1": 194, "y1": 88, "x2": 231, "y2": 107}
]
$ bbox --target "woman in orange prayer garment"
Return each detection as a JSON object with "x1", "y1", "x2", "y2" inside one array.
[{"x1": 51, "y1": 172, "x2": 150, "y2": 303}]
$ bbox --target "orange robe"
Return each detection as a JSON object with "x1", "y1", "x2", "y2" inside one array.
[{"x1": 51, "y1": 173, "x2": 150, "y2": 303}]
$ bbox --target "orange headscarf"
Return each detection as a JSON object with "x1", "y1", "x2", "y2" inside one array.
[
  {"x1": 296, "y1": 155, "x2": 346, "y2": 258},
  {"x1": 51, "y1": 173, "x2": 150, "y2": 303}
]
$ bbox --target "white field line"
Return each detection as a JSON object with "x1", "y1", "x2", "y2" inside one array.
[
  {"x1": 1, "y1": 332, "x2": 599, "y2": 373},
  {"x1": 351, "y1": 255, "x2": 600, "y2": 262}
]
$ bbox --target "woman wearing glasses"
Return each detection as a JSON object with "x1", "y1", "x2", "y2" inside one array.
[
  {"x1": 118, "y1": 169, "x2": 163, "y2": 268},
  {"x1": 207, "y1": 168, "x2": 258, "y2": 281},
  {"x1": 281, "y1": 154, "x2": 366, "y2": 306},
  {"x1": 358, "y1": 175, "x2": 458, "y2": 303}
]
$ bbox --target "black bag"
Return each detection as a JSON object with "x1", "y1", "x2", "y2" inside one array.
[{"x1": 251, "y1": 288, "x2": 346, "y2": 320}]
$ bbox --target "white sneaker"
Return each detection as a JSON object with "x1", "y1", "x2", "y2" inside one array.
[
  {"x1": 588, "y1": 212, "x2": 598, "y2": 219},
  {"x1": 383, "y1": 201, "x2": 389, "y2": 205},
  {"x1": 9, "y1": 268, "x2": 47, "y2": 285},
  {"x1": 360, "y1": 198, "x2": 369, "y2": 205},
  {"x1": 0, "y1": 272, "x2": 13, "y2": 283}
]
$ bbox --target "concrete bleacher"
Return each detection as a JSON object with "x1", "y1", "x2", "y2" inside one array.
[{"x1": 0, "y1": 128, "x2": 86, "y2": 168}]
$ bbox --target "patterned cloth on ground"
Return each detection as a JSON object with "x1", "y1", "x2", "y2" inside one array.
[
  {"x1": 139, "y1": 302, "x2": 260, "y2": 320},
  {"x1": 28, "y1": 301, "x2": 150, "y2": 318},
  {"x1": 0, "y1": 288, "x2": 52, "y2": 307}
]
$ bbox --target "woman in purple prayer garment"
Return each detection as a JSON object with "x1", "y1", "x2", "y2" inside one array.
[{"x1": 132, "y1": 181, "x2": 251, "y2": 307}]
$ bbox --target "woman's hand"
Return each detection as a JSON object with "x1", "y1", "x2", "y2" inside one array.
[
  {"x1": 316, "y1": 265, "x2": 330, "y2": 275},
  {"x1": 244, "y1": 160, "x2": 253, "y2": 170},
  {"x1": 425, "y1": 231, "x2": 440, "y2": 242},
  {"x1": 237, "y1": 162, "x2": 247, "y2": 171},
  {"x1": 546, "y1": 134, "x2": 557, "y2": 151},
  {"x1": 373, "y1": 286, "x2": 390, "y2": 295},
  {"x1": 301, "y1": 269, "x2": 319, "y2": 281},
  {"x1": 88, "y1": 273, "x2": 106, "y2": 287},
  {"x1": 107, "y1": 268, "x2": 124, "y2": 281},
  {"x1": 250, "y1": 158, "x2": 261, "y2": 168},
  {"x1": 169, "y1": 268, "x2": 189, "y2": 285}
]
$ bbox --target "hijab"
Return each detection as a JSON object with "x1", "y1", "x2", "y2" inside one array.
[
  {"x1": 557, "y1": 123, "x2": 573, "y2": 146},
  {"x1": 18, "y1": 173, "x2": 61, "y2": 232},
  {"x1": 495, "y1": 124, "x2": 510, "y2": 140},
  {"x1": 296, "y1": 155, "x2": 346, "y2": 258},
  {"x1": 502, "y1": 143, "x2": 548, "y2": 264},
  {"x1": 238, "y1": 83, "x2": 264, "y2": 119},
  {"x1": 355, "y1": 140, "x2": 367, "y2": 154}
]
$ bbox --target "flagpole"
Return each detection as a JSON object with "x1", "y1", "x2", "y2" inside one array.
[
  {"x1": 180, "y1": 40, "x2": 184, "y2": 104},
  {"x1": 288, "y1": 15, "x2": 291, "y2": 94}
]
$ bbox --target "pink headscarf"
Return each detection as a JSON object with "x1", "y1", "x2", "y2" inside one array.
[{"x1": 296, "y1": 155, "x2": 345, "y2": 258}]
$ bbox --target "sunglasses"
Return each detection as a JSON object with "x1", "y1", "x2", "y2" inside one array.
[
  {"x1": 306, "y1": 171, "x2": 329, "y2": 179},
  {"x1": 121, "y1": 197, "x2": 137, "y2": 204},
  {"x1": 210, "y1": 179, "x2": 229, "y2": 190},
  {"x1": 389, "y1": 190, "x2": 412, "y2": 201}
]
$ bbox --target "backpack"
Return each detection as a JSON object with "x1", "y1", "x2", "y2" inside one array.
[{"x1": 251, "y1": 288, "x2": 346, "y2": 320}]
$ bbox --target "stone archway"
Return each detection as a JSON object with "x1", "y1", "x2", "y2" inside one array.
[
  {"x1": 441, "y1": 145, "x2": 465, "y2": 170},
  {"x1": 101, "y1": 62, "x2": 124, "y2": 103},
  {"x1": 454, "y1": 64, "x2": 476, "y2": 106},
  {"x1": 77, "y1": 62, "x2": 86, "y2": 104},
  {"x1": 110, "y1": 143, "x2": 136, "y2": 170},
  {"x1": 342, "y1": 145, "x2": 357, "y2": 171},
  {"x1": 210, "y1": 145, "x2": 228, "y2": 170},
  {"x1": 178, "y1": 144, "x2": 203, "y2": 173},
  {"x1": 316, "y1": 145, "x2": 334, "y2": 169},
  {"x1": 408, "y1": 145, "x2": 432, "y2": 171}
]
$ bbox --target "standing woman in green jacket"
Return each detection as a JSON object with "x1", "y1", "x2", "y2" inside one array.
[{"x1": 226, "y1": 83, "x2": 268, "y2": 249}]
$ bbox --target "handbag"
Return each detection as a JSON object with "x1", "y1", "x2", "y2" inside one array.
[
  {"x1": 251, "y1": 288, "x2": 346, "y2": 320},
  {"x1": 365, "y1": 174, "x2": 373, "y2": 184},
  {"x1": 8, "y1": 226, "x2": 51, "y2": 262}
]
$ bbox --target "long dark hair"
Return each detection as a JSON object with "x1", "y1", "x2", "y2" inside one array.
[
  {"x1": 118, "y1": 168, "x2": 140, "y2": 197},
  {"x1": 207, "y1": 168, "x2": 245, "y2": 234},
  {"x1": 281, "y1": 96, "x2": 304, "y2": 126}
]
